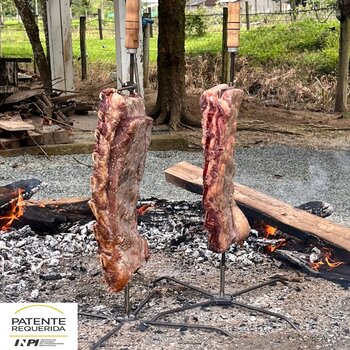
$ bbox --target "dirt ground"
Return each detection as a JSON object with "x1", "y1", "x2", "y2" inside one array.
[
  {"x1": 70, "y1": 83, "x2": 350, "y2": 150},
  {"x1": 144, "y1": 90, "x2": 350, "y2": 150}
]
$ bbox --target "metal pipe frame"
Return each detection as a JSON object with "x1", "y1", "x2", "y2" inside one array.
[{"x1": 80, "y1": 254, "x2": 298, "y2": 349}]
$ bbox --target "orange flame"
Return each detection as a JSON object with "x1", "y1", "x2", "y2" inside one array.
[
  {"x1": 0, "y1": 190, "x2": 25, "y2": 231},
  {"x1": 264, "y1": 224, "x2": 286, "y2": 253},
  {"x1": 265, "y1": 225, "x2": 277, "y2": 236},
  {"x1": 311, "y1": 248, "x2": 345, "y2": 271},
  {"x1": 137, "y1": 203, "x2": 155, "y2": 216}
]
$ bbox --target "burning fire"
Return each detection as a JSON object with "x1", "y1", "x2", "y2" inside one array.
[
  {"x1": 136, "y1": 203, "x2": 155, "y2": 216},
  {"x1": 310, "y1": 248, "x2": 345, "y2": 271},
  {"x1": 264, "y1": 224, "x2": 286, "y2": 253},
  {"x1": 0, "y1": 190, "x2": 25, "y2": 231}
]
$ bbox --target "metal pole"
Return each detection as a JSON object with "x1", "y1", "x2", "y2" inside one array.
[
  {"x1": 129, "y1": 53, "x2": 135, "y2": 85},
  {"x1": 219, "y1": 252, "x2": 226, "y2": 297},
  {"x1": 229, "y1": 51, "x2": 236, "y2": 86},
  {"x1": 80, "y1": 16, "x2": 87, "y2": 80},
  {"x1": 143, "y1": 13, "x2": 150, "y2": 88},
  {"x1": 124, "y1": 283, "x2": 130, "y2": 316}
]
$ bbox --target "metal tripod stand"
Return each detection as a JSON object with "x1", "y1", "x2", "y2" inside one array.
[{"x1": 80, "y1": 252, "x2": 298, "y2": 349}]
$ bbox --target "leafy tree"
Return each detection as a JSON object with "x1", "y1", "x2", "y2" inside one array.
[{"x1": 13, "y1": 0, "x2": 51, "y2": 87}]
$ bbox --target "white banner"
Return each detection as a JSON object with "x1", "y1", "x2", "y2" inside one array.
[{"x1": 0, "y1": 303, "x2": 78, "y2": 349}]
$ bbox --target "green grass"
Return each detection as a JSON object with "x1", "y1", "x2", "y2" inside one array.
[
  {"x1": 0, "y1": 18, "x2": 340, "y2": 75},
  {"x1": 239, "y1": 19, "x2": 339, "y2": 74}
]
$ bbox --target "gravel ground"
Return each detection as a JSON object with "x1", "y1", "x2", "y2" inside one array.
[
  {"x1": 1, "y1": 145, "x2": 350, "y2": 350},
  {"x1": 0, "y1": 145, "x2": 349, "y2": 226}
]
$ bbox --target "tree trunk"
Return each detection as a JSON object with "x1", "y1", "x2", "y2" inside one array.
[
  {"x1": 39, "y1": 0, "x2": 51, "y2": 76},
  {"x1": 150, "y1": 0, "x2": 191, "y2": 130},
  {"x1": 335, "y1": 1, "x2": 350, "y2": 112},
  {"x1": 14, "y1": 0, "x2": 51, "y2": 88}
]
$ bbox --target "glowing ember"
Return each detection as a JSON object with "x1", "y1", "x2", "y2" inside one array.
[
  {"x1": 0, "y1": 190, "x2": 25, "y2": 231},
  {"x1": 310, "y1": 248, "x2": 345, "y2": 271}
]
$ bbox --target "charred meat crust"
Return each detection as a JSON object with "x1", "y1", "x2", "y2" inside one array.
[
  {"x1": 201, "y1": 84, "x2": 250, "y2": 253},
  {"x1": 89, "y1": 88, "x2": 153, "y2": 292}
]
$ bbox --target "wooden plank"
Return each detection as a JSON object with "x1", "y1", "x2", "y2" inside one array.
[
  {"x1": 0, "y1": 120, "x2": 34, "y2": 131},
  {"x1": 0, "y1": 137, "x2": 21, "y2": 149},
  {"x1": 3, "y1": 89, "x2": 44, "y2": 104},
  {"x1": 164, "y1": 161, "x2": 350, "y2": 253}
]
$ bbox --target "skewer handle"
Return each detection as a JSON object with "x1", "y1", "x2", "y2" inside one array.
[
  {"x1": 125, "y1": 0, "x2": 140, "y2": 51},
  {"x1": 227, "y1": 1, "x2": 240, "y2": 51}
]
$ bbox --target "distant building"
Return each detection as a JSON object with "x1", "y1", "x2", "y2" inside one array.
[
  {"x1": 218, "y1": 0, "x2": 289, "y2": 13},
  {"x1": 187, "y1": 0, "x2": 220, "y2": 11},
  {"x1": 142, "y1": 0, "x2": 158, "y2": 16}
]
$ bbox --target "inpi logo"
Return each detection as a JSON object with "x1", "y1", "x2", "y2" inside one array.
[{"x1": 14, "y1": 339, "x2": 39, "y2": 347}]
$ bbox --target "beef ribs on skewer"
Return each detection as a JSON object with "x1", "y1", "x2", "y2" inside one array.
[
  {"x1": 201, "y1": 84, "x2": 250, "y2": 253},
  {"x1": 89, "y1": 88, "x2": 153, "y2": 292}
]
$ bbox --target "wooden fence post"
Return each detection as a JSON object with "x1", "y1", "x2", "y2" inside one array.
[
  {"x1": 143, "y1": 12, "x2": 151, "y2": 88},
  {"x1": 245, "y1": 1, "x2": 250, "y2": 30},
  {"x1": 80, "y1": 16, "x2": 87, "y2": 80},
  {"x1": 221, "y1": 7, "x2": 229, "y2": 83},
  {"x1": 335, "y1": 13, "x2": 350, "y2": 113},
  {"x1": 98, "y1": 8, "x2": 103, "y2": 40},
  {"x1": 291, "y1": 0, "x2": 296, "y2": 21}
]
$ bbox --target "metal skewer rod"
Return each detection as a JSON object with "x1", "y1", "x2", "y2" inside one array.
[
  {"x1": 129, "y1": 53, "x2": 135, "y2": 85},
  {"x1": 229, "y1": 51, "x2": 236, "y2": 86},
  {"x1": 124, "y1": 283, "x2": 130, "y2": 316},
  {"x1": 219, "y1": 252, "x2": 226, "y2": 297}
]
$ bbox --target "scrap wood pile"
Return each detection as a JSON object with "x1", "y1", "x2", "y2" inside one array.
[{"x1": 0, "y1": 87, "x2": 96, "y2": 150}]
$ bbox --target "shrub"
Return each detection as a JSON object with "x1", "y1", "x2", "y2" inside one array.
[{"x1": 185, "y1": 7, "x2": 208, "y2": 37}]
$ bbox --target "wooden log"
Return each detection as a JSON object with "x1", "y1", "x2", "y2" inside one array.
[
  {"x1": 24, "y1": 196, "x2": 93, "y2": 223},
  {"x1": 13, "y1": 205, "x2": 63, "y2": 233},
  {"x1": 0, "y1": 179, "x2": 43, "y2": 210},
  {"x1": 164, "y1": 161, "x2": 350, "y2": 253}
]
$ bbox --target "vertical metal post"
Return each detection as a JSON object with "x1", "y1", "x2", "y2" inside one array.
[
  {"x1": 124, "y1": 283, "x2": 130, "y2": 316},
  {"x1": 219, "y1": 252, "x2": 226, "y2": 297},
  {"x1": 143, "y1": 13, "x2": 151, "y2": 89},
  {"x1": 80, "y1": 16, "x2": 87, "y2": 80},
  {"x1": 229, "y1": 51, "x2": 236, "y2": 86},
  {"x1": 129, "y1": 53, "x2": 135, "y2": 85}
]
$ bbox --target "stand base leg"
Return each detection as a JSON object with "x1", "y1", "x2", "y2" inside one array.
[{"x1": 80, "y1": 275, "x2": 298, "y2": 349}]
